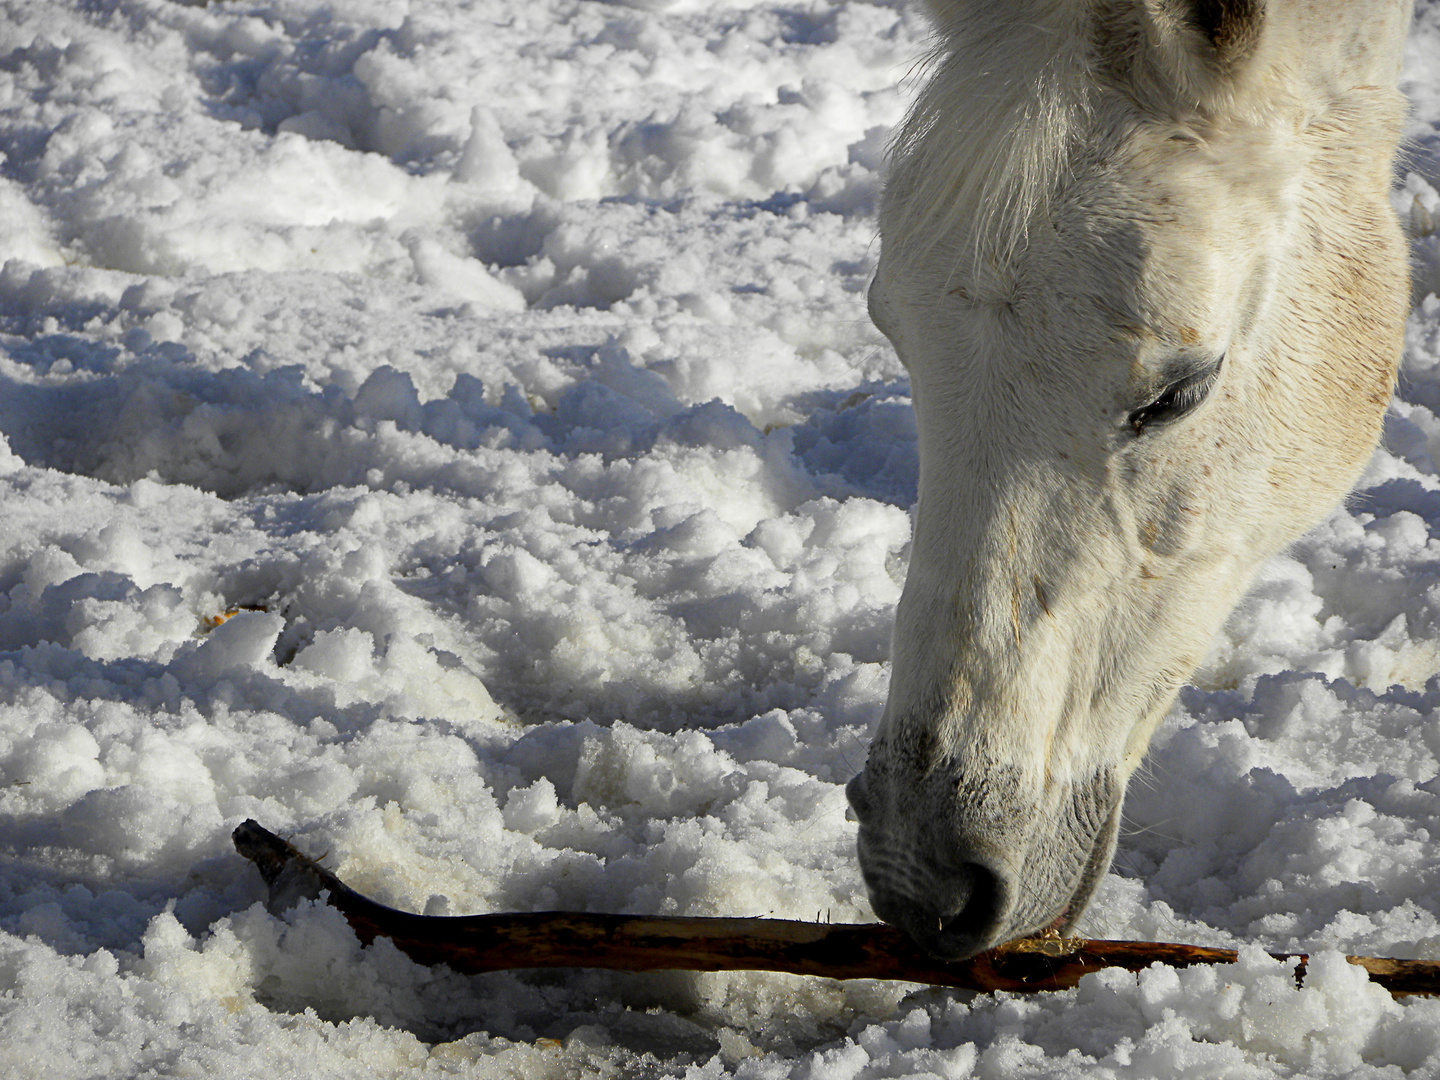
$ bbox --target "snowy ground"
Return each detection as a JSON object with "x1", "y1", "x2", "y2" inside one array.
[{"x1": 3, "y1": 0, "x2": 1440, "y2": 1076}]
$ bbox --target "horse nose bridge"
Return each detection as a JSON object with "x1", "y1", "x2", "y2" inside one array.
[
  {"x1": 902, "y1": 492, "x2": 1100, "y2": 681},
  {"x1": 894, "y1": 534, "x2": 1124, "y2": 776}
]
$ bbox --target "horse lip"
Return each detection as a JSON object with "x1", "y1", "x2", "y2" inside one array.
[
  {"x1": 860, "y1": 862, "x2": 1078, "y2": 960},
  {"x1": 1046, "y1": 905, "x2": 1072, "y2": 933},
  {"x1": 844, "y1": 770, "x2": 874, "y2": 820}
]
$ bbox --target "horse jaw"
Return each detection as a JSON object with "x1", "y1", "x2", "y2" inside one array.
[{"x1": 848, "y1": 0, "x2": 1411, "y2": 960}]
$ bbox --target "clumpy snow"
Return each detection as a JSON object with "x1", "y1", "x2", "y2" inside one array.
[{"x1": 2, "y1": 0, "x2": 1440, "y2": 1076}]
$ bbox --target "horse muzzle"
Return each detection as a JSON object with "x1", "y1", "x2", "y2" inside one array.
[{"x1": 846, "y1": 764, "x2": 1120, "y2": 960}]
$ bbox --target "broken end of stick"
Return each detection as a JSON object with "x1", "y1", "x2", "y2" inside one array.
[{"x1": 233, "y1": 818, "x2": 335, "y2": 915}]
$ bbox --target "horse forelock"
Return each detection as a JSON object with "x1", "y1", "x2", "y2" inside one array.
[
  {"x1": 880, "y1": 0, "x2": 1345, "y2": 272},
  {"x1": 883, "y1": 4, "x2": 1096, "y2": 268}
]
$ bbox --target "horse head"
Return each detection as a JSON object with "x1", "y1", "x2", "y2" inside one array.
[{"x1": 849, "y1": 0, "x2": 1413, "y2": 959}]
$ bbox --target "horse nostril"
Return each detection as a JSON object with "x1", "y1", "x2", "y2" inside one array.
[
  {"x1": 845, "y1": 772, "x2": 874, "y2": 820},
  {"x1": 937, "y1": 861, "x2": 1002, "y2": 944},
  {"x1": 873, "y1": 862, "x2": 1009, "y2": 961}
]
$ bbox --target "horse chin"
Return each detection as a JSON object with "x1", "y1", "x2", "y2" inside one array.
[
  {"x1": 991, "y1": 795, "x2": 1120, "y2": 951},
  {"x1": 1032, "y1": 803, "x2": 1119, "y2": 941}
]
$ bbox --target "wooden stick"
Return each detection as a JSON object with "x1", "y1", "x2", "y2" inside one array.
[{"x1": 232, "y1": 819, "x2": 1440, "y2": 997}]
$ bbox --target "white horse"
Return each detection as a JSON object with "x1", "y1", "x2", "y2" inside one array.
[{"x1": 847, "y1": 0, "x2": 1413, "y2": 959}]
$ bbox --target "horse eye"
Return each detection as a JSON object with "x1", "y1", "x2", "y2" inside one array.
[{"x1": 1126, "y1": 359, "x2": 1222, "y2": 436}]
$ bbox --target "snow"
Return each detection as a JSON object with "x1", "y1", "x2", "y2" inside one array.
[{"x1": 1, "y1": 0, "x2": 1439, "y2": 1075}]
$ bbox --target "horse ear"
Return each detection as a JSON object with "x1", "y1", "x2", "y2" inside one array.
[
  {"x1": 1171, "y1": 0, "x2": 1265, "y2": 71},
  {"x1": 1096, "y1": 0, "x2": 1269, "y2": 110}
]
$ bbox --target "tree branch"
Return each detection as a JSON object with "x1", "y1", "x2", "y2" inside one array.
[{"x1": 232, "y1": 819, "x2": 1439, "y2": 997}]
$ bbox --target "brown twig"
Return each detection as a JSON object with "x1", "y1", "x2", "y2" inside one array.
[{"x1": 231, "y1": 819, "x2": 1440, "y2": 997}]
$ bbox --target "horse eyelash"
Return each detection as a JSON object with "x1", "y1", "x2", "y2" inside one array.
[{"x1": 1126, "y1": 360, "x2": 1222, "y2": 435}]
